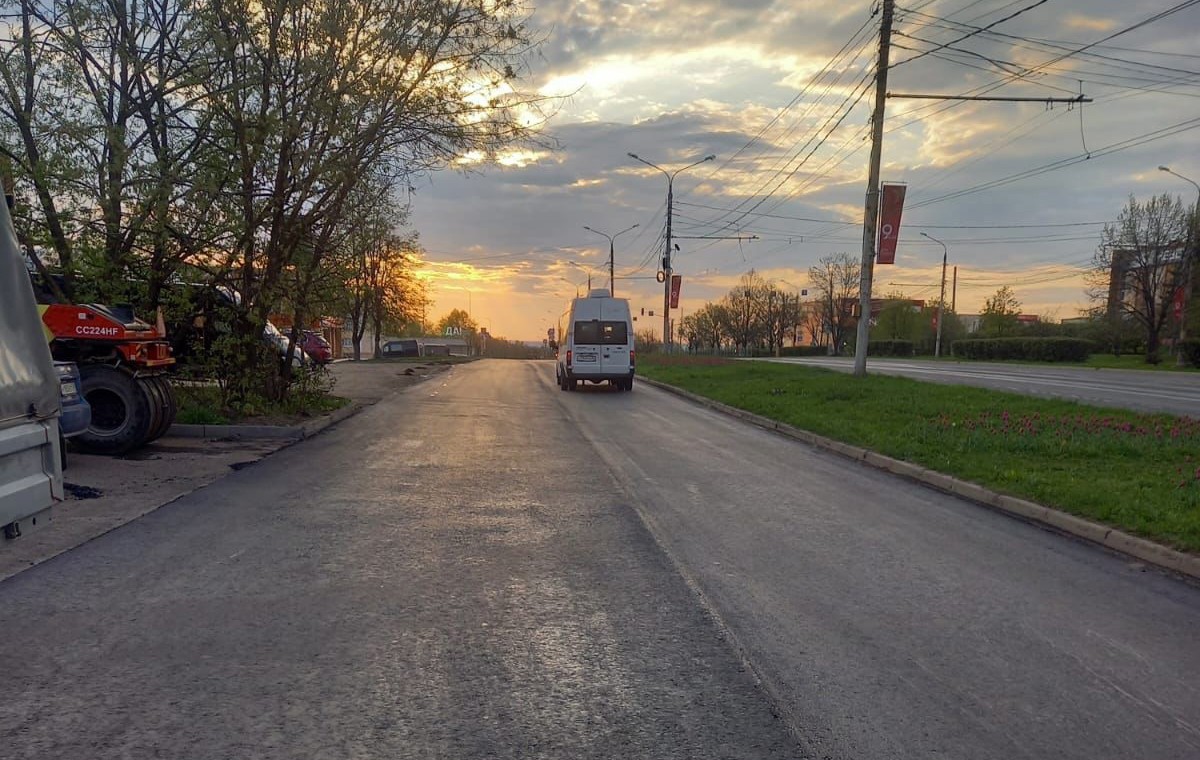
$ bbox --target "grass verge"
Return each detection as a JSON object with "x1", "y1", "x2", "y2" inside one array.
[
  {"x1": 174, "y1": 383, "x2": 350, "y2": 426},
  {"x1": 639, "y1": 356, "x2": 1200, "y2": 554}
]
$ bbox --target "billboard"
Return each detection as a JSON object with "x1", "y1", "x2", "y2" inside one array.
[{"x1": 876, "y1": 183, "x2": 907, "y2": 265}]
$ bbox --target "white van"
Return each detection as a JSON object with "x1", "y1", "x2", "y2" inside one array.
[{"x1": 554, "y1": 289, "x2": 635, "y2": 392}]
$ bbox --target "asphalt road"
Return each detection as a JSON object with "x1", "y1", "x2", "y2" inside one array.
[
  {"x1": 756, "y1": 356, "x2": 1200, "y2": 416},
  {"x1": 3, "y1": 360, "x2": 1199, "y2": 759}
]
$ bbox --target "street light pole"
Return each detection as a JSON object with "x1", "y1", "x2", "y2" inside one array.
[
  {"x1": 583, "y1": 223, "x2": 639, "y2": 296},
  {"x1": 628, "y1": 152, "x2": 715, "y2": 349},
  {"x1": 922, "y1": 232, "x2": 949, "y2": 358},
  {"x1": 1159, "y1": 166, "x2": 1200, "y2": 366}
]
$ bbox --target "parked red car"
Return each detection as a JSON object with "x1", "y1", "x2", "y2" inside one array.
[{"x1": 300, "y1": 331, "x2": 334, "y2": 364}]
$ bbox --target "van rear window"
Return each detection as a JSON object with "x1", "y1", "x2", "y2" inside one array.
[{"x1": 574, "y1": 320, "x2": 628, "y2": 345}]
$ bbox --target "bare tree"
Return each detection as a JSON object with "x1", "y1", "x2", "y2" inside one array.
[
  {"x1": 721, "y1": 270, "x2": 770, "y2": 353},
  {"x1": 808, "y1": 253, "x2": 859, "y2": 355},
  {"x1": 1088, "y1": 193, "x2": 1190, "y2": 362}
]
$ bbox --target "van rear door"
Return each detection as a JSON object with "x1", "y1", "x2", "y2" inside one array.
[
  {"x1": 598, "y1": 311, "x2": 631, "y2": 377},
  {"x1": 571, "y1": 319, "x2": 603, "y2": 375}
]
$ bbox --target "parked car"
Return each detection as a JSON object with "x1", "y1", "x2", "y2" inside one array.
[
  {"x1": 382, "y1": 339, "x2": 420, "y2": 358},
  {"x1": 53, "y1": 361, "x2": 91, "y2": 470},
  {"x1": 263, "y1": 322, "x2": 313, "y2": 367},
  {"x1": 300, "y1": 331, "x2": 333, "y2": 364}
]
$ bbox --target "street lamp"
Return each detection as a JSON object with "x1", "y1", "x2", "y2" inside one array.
[
  {"x1": 558, "y1": 275, "x2": 584, "y2": 298},
  {"x1": 627, "y1": 152, "x2": 715, "y2": 350},
  {"x1": 1159, "y1": 165, "x2": 1200, "y2": 365},
  {"x1": 921, "y1": 231, "x2": 949, "y2": 358},
  {"x1": 567, "y1": 260, "x2": 598, "y2": 292},
  {"x1": 583, "y1": 223, "x2": 639, "y2": 296}
]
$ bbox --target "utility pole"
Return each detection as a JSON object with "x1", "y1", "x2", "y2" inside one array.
[
  {"x1": 629, "y1": 152, "x2": 714, "y2": 352},
  {"x1": 952, "y1": 266, "x2": 957, "y2": 313},
  {"x1": 850, "y1": 1, "x2": 1087, "y2": 375},
  {"x1": 922, "y1": 232, "x2": 949, "y2": 358},
  {"x1": 853, "y1": 0, "x2": 895, "y2": 377}
]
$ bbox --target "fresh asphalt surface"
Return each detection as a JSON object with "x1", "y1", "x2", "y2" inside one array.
[
  {"x1": 756, "y1": 356, "x2": 1200, "y2": 416},
  {"x1": 2, "y1": 360, "x2": 1199, "y2": 759}
]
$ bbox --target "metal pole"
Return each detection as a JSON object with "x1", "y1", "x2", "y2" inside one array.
[
  {"x1": 584, "y1": 224, "x2": 638, "y2": 296},
  {"x1": 664, "y1": 178, "x2": 673, "y2": 349},
  {"x1": 609, "y1": 238, "x2": 615, "y2": 294},
  {"x1": 853, "y1": 0, "x2": 895, "y2": 377},
  {"x1": 952, "y1": 266, "x2": 957, "y2": 313},
  {"x1": 923, "y1": 232, "x2": 948, "y2": 358},
  {"x1": 628, "y1": 153, "x2": 713, "y2": 351},
  {"x1": 1159, "y1": 166, "x2": 1199, "y2": 365}
]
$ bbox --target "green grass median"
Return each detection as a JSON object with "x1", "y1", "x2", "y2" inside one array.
[{"x1": 639, "y1": 356, "x2": 1200, "y2": 554}]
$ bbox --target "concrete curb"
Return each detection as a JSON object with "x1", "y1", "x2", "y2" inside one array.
[
  {"x1": 638, "y1": 376, "x2": 1200, "y2": 581},
  {"x1": 168, "y1": 401, "x2": 363, "y2": 441}
]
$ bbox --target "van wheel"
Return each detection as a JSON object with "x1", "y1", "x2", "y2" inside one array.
[
  {"x1": 567, "y1": 378, "x2": 578, "y2": 391},
  {"x1": 559, "y1": 371, "x2": 568, "y2": 391}
]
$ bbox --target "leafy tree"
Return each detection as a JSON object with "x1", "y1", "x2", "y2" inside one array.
[
  {"x1": 1087, "y1": 193, "x2": 1192, "y2": 362},
  {"x1": 980, "y1": 285, "x2": 1022, "y2": 338},
  {"x1": 1, "y1": 0, "x2": 552, "y2": 400},
  {"x1": 436, "y1": 309, "x2": 479, "y2": 338}
]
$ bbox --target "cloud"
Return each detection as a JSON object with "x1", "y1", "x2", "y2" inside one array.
[{"x1": 407, "y1": 0, "x2": 1199, "y2": 340}]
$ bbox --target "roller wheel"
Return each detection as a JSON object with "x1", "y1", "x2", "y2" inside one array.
[
  {"x1": 74, "y1": 364, "x2": 153, "y2": 455},
  {"x1": 139, "y1": 376, "x2": 176, "y2": 443}
]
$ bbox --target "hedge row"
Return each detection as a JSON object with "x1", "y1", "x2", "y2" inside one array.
[
  {"x1": 1180, "y1": 339, "x2": 1200, "y2": 368},
  {"x1": 867, "y1": 340, "x2": 914, "y2": 357},
  {"x1": 951, "y1": 337, "x2": 1095, "y2": 362},
  {"x1": 769, "y1": 345, "x2": 830, "y2": 357}
]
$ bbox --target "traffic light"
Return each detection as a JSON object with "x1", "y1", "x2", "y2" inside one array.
[{"x1": 640, "y1": 307, "x2": 645, "y2": 316}]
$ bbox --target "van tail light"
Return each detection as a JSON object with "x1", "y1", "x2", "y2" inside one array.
[
  {"x1": 629, "y1": 349, "x2": 635, "y2": 368},
  {"x1": 566, "y1": 349, "x2": 573, "y2": 368}
]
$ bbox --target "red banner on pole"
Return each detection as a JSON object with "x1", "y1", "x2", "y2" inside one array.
[
  {"x1": 877, "y1": 183, "x2": 906, "y2": 265},
  {"x1": 669, "y1": 275, "x2": 682, "y2": 309},
  {"x1": 1174, "y1": 286, "x2": 1185, "y2": 321}
]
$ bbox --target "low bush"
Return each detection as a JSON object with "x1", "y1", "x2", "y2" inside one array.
[
  {"x1": 951, "y1": 337, "x2": 1094, "y2": 362},
  {"x1": 779, "y1": 345, "x2": 831, "y2": 357},
  {"x1": 867, "y1": 340, "x2": 914, "y2": 357},
  {"x1": 1179, "y1": 339, "x2": 1200, "y2": 368}
]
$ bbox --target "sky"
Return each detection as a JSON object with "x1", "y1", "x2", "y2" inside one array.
[{"x1": 409, "y1": 0, "x2": 1200, "y2": 341}]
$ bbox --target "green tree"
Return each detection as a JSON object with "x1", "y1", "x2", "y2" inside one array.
[
  {"x1": 981, "y1": 286, "x2": 1022, "y2": 338},
  {"x1": 436, "y1": 309, "x2": 479, "y2": 339}
]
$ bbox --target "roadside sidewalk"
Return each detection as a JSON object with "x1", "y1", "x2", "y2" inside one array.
[{"x1": 0, "y1": 360, "x2": 452, "y2": 581}]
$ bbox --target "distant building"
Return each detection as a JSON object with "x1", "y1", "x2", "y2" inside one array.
[{"x1": 1105, "y1": 243, "x2": 1186, "y2": 319}]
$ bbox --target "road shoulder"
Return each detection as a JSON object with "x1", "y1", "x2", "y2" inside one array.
[{"x1": 639, "y1": 376, "x2": 1200, "y2": 581}]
